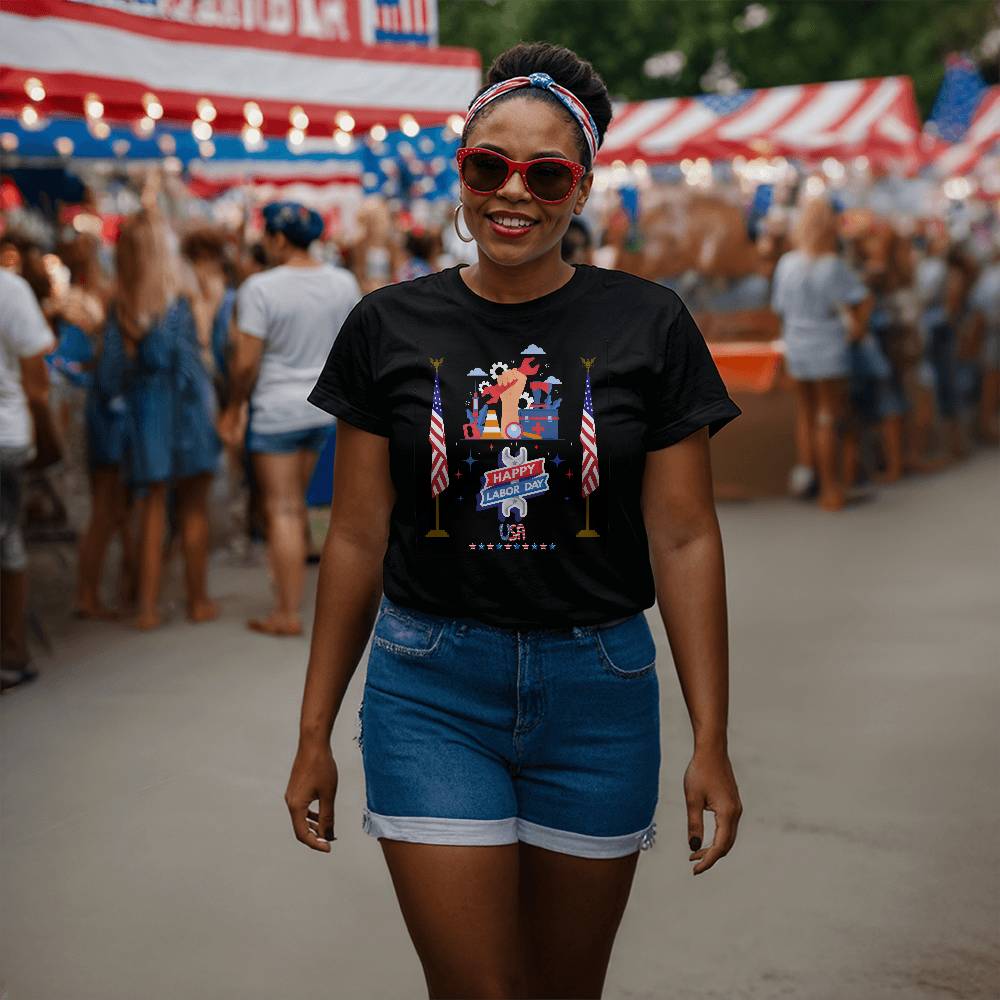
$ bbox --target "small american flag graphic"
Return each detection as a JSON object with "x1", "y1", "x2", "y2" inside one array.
[
  {"x1": 429, "y1": 360, "x2": 449, "y2": 498},
  {"x1": 371, "y1": 0, "x2": 437, "y2": 46},
  {"x1": 580, "y1": 359, "x2": 599, "y2": 498}
]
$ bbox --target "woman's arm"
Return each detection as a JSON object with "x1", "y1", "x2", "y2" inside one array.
[
  {"x1": 285, "y1": 421, "x2": 395, "y2": 853},
  {"x1": 642, "y1": 426, "x2": 742, "y2": 875}
]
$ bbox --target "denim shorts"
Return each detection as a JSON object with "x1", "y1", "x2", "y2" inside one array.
[
  {"x1": 356, "y1": 595, "x2": 661, "y2": 859},
  {"x1": 245, "y1": 423, "x2": 333, "y2": 455}
]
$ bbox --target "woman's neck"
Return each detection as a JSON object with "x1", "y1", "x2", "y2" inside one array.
[
  {"x1": 284, "y1": 248, "x2": 320, "y2": 268},
  {"x1": 461, "y1": 247, "x2": 575, "y2": 304}
]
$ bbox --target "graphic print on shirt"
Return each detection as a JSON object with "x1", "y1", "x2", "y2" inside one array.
[{"x1": 417, "y1": 342, "x2": 611, "y2": 557}]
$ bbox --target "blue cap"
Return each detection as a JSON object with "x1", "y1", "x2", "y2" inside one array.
[{"x1": 262, "y1": 201, "x2": 324, "y2": 247}]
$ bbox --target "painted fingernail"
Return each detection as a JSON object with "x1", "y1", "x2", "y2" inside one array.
[{"x1": 689, "y1": 836, "x2": 701, "y2": 851}]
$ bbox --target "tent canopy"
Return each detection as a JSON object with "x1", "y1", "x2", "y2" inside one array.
[
  {"x1": 599, "y1": 77, "x2": 921, "y2": 167},
  {"x1": 0, "y1": 0, "x2": 479, "y2": 137}
]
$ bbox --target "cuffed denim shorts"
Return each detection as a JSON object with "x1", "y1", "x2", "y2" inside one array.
[
  {"x1": 356, "y1": 595, "x2": 661, "y2": 859},
  {"x1": 245, "y1": 423, "x2": 333, "y2": 455}
]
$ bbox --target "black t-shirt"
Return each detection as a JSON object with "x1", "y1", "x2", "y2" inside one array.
[{"x1": 308, "y1": 263, "x2": 741, "y2": 629}]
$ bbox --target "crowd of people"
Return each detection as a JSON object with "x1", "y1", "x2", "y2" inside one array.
[{"x1": 0, "y1": 170, "x2": 997, "y2": 691}]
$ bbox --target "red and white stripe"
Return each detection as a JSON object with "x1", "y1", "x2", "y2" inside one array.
[
  {"x1": 580, "y1": 410, "x2": 599, "y2": 499},
  {"x1": 429, "y1": 407, "x2": 449, "y2": 497},
  {"x1": 0, "y1": 0, "x2": 478, "y2": 137},
  {"x1": 598, "y1": 77, "x2": 920, "y2": 166}
]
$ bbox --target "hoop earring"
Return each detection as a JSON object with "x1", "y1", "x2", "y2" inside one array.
[{"x1": 453, "y1": 203, "x2": 475, "y2": 243}]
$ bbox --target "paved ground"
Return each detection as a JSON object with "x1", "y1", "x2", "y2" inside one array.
[{"x1": 2, "y1": 451, "x2": 998, "y2": 1000}]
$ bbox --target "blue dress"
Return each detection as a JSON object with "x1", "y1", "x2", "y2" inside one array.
[
  {"x1": 121, "y1": 297, "x2": 221, "y2": 486},
  {"x1": 87, "y1": 319, "x2": 129, "y2": 469}
]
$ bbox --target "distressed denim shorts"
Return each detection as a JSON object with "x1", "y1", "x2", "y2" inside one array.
[{"x1": 356, "y1": 595, "x2": 661, "y2": 859}]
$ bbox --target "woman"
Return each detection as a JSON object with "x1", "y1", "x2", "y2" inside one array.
[
  {"x1": 286, "y1": 43, "x2": 744, "y2": 999},
  {"x1": 771, "y1": 196, "x2": 871, "y2": 511},
  {"x1": 109, "y1": 198, "x2": 220, "y2": 629},
  {"x1": 219, "y1": 201, "x2": 361, "y2": 636}
]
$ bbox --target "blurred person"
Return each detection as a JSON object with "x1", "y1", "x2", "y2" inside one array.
[
  {"x1": 219, "y1": 201, "x2": 360, "y2": 637},
  {"x1": 109, "y1": 192, "x2": 221, "y2": 630},
  {"x1": 0, "y1": 267, "x2": 56, "y2": 691},
  {"x1": 968, "y1": 240, "x2": 1000, "y2": 444},
  {"x1": 286, "y1": 42, "x2": 743, "y2": 1000},
  {"x1": 561, "y1": 216, "x2": 592, "y2": 264},
  {"x1": 912, "y1": 221, "x2": 967, "y2": 463},
  {"x1": 181, "y1": 225, "x2": 237, "y2": 403},
  {"x1": 394, "y1": 227, "x2": 438, "y2": 283},
  {"x1": 771, "y1": 196, "x2": 871, "y2": 511}
]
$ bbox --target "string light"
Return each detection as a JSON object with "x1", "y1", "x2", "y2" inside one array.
[
  {"x1": 89, "y1": 120, "x2": 111, "y2": 140},
  {"x1": 287, "y1": 127, "x2": 305, "y2": 147},
  {"x1": 369, "y1": 123, "x2": 387, "y2": 141},
  {"x1": 446, "y1": 114, "x2": 465, "y2": 135},
  {"x1": 399, "y1": 113, "x2": 419, "y2": 137},
  {"x1": 0, "y1": 133, "x2": 19, "y2": 152},
  {"x1": 192, "y1": 118, "x2": 213, "y2": 141},
  {"x1": 196, "y1": 98, "x2": 217, "y2": 123},
  {"x1": 335, "y1": 111, "x2": 355, "y2": 133},
  {"x1": 135, "y1": 116, "x2": 155, "y2": 137},
  {"x1": 243, "y1": 101, "x2": 263, "y2": 128},
  {"x1": 289, "y1": 105, "x2": 309, "y2": 130},
  {"x1": 84, "y1": 93, "x2": 104, "y2": 119},
  {"x1": 54, "y1": 137, "x2": 74, "y2": 157},
  {"x1": 112, "y1": 139, "x2": 130, "y2": 157},
  {"x1": 242, "y1": 125, "x2": 263, "y2": 149},
  {"x1": 143, "y1": 93, "x2": 163, "y2": 120},
  {"x1": 24, "y1": 78, "x2": 45, "y2": 102},
  {"x1": 334, "y1": 129, "x2": 352, "y2": 149},
  {"x1": 19, "y1": 105, "x2": 40, "y2": 128},
  {"x1": 198, "y1": 140, "x2": 216, "y2": 158}
]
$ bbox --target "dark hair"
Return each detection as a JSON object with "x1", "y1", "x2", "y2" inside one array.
[
  {"x1": 462, "y1": 42, "x2": 613, "y2": 170},
  {"x1": 181, "y1": 225, "x2": 230, "y2": 264}
]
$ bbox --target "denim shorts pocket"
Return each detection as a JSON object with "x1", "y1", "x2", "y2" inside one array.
[
  {"x1": 595, "y1": 613, "x2": 657, "y2": 678},
  {"x1": 372, "y1": 605, "x2": 447, "y2": 658}
]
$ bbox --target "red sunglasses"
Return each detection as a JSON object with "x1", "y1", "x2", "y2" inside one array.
[{"x1": 456, "y1": 146, "x2": 587, "y2": 204}]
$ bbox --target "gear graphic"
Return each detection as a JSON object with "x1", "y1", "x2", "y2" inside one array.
[
  {"x1": 489, "y1": 361, "x2": 510, "y2": 381},
  {"x1": 478, "y1": 380, "x2": 491, "y2": 394},
  {"x1": 519, "y1": 391, "x2": 533, "y2": 409}
]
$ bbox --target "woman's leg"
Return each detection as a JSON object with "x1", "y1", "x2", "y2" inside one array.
[
  {"x1": 135, "y1": 482, "x2": 168, "y2": 629},
  {"x1": 792, "y1": 379, "x2": 817, "y2": 471},
  {"x1": 176, "y1": 472, "x2": 217, "y2": 622},
  {"x1": 518, "y1": 843, "x2": 641, "y2": 999},
  {"x1": 379, "y1": 840, "x2": 523, "y2": 999},
  {"x1": 814, "y1": 377, "x2": 849, "y2": 511},
  {"x1": 297, "y1": 447, "x2": 322, "y2": 561},
  {"x1": 75, "y1": 466, "x2": 124, "y2": 618},
  {"x1": 251, "y1": 451, "x2": 307, "y2": 633}
]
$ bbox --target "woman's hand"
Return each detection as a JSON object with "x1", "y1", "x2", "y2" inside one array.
[
  {"x1": 285, "y1": 738, "x2": 339, "y2": 853},
  {"x1": 684, "y1": 746, "x2": 743, "y2": 875},
  {"x1": 217, "y1": 403, "x2": 247, "y2": 447}
]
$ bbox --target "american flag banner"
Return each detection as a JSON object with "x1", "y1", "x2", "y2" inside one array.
[
  {"x1": 366, "y1": 0, "x2": 438, "y2": 46},
  {"x1": 429, "y1": 359, "x2": 449, "y2": 498},
  {"x1": 579, "y1": 358, "x2": 599, "y2": 499}
]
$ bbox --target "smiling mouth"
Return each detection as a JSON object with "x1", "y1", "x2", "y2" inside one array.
[{"x1": 486, "y1": 213, "x2": 539, "y2": 230}]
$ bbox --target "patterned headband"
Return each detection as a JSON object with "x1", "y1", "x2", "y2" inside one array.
[{"x1": 464, "y1": 71, "x2": 600, "y2": 165}]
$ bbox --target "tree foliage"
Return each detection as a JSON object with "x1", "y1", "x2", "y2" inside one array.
[{"x1": 439, "y1": 0, "x2": 996, "y2": 116}]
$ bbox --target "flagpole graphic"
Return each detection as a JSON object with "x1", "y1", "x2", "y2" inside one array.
[
  {"x1": 426, "y1": 357, "x2": 450, "y2": 537},
  {"x1": 577, "y1": 356, "x2": 600, "y2": 537}
]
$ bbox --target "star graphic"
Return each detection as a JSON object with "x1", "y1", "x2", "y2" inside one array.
[
  {"x1": 487, "y1": 543, "x2": 494, "y2": 550},
  {"x1": 513, "y1": 544, "x2": 521, "y2": 550},
  {"x1": 478, "y1": 542, "x2": 485, "y2": 550},
  {"x1": 551, "y1": 453, "x2": 564, "y2": 467},
  {"x1": 464, "y1": 453, "x2": 476, "y2": 469},
  {"x1": 531, "y1": 543, "x2": 539, "y2": 550},
  {"x1": 550, "y1": 542, "x2": 557, "y2": 550},
  {"x1": 455, "y1": 468, "x2": 463, "y2": 479}
]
